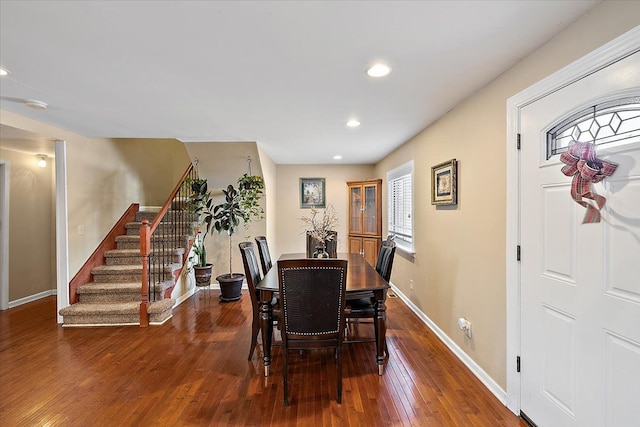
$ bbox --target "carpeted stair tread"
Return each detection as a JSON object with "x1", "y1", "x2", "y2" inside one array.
[
  {"x1": 59, "y1": 301, "x2": 139, "y2": 315},
  {"x1": 78, "y1": 282, "x2": 140, "y2": 294},
  {"x1": 105, "y1": 248, "x2": 185, "y2": 257},
  {"x1": 148, "y1": 298, "x2": 175, "y2": 314},
  {"x1": 92, "y1": 264, "x2": 144, "y2": 274}
]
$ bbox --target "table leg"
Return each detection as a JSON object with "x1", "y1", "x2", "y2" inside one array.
[
  {"x1": 374, "y1": 294, "x2": 387, "y2": 375},
  {"x1": 259, "y1": 298, "x2": 273, "y2": 377}
]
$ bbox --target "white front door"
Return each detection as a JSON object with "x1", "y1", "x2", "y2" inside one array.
[{"x1": 520, "y1": 51, "x2": 640, "y2": 427}]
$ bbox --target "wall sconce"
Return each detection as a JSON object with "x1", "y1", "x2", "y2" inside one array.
[{"x1": 37, "y1": 154, "x2": 47, "y2": 168}]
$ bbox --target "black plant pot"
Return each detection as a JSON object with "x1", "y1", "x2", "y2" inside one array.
[
  {"x1": 194, "y1": 264, "x2": 213, "y2": 287},
  {"x1": 216, "y1": 273, "x2": 244, "y2": 302}
]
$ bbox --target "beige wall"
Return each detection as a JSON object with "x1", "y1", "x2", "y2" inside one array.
[
  {"x1": 275, "y1": 164, "x2": 375, "y2": 258},
  {"x1": 0, "y1": 110, "x2": 191, "y2": 288},
  {"x1": 257, "y1": 145, "x2": 278, "y2": 255},
  {"x1": 183, "y1": 142, "x2": 267, "y2": 277},
  {"x1": 374, "y1": 1, "x2": 640, "y2": 389},
  {"x1": 0, "y1": 147, "x2": 55, "y2": 301}
]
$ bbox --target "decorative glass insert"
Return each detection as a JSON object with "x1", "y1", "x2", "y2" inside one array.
[{"x1": 546, "y1": 96, "x2": 640, "y2": 159}]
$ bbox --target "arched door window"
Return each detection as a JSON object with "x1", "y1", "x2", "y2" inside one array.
[{"x1": 546, "y1": 96, "x2": 640, "y2": 159}]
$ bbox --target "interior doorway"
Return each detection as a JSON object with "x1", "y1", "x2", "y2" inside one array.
[{"x1": 0, "y1": 125, "x2": 59, "y2": 313}]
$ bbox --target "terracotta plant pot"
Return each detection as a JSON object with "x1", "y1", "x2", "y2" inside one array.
[{"x1": 216, "y1": 273, "x2": 244, "y2": 302}]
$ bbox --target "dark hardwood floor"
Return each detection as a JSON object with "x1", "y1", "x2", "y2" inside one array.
[{"x1": 0, "y1": 292, "x2": 526, "y2": 426}]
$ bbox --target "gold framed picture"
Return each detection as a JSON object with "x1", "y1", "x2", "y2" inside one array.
[{"x1": 431, "y1": 159, "x2": 457, "y2": 205}]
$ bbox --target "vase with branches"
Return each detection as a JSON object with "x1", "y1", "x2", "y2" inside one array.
[{"x1": 299, "y1": 204, "x2": 339, "y2": 258}]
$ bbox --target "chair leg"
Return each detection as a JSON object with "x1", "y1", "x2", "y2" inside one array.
[
  {"x1": 337, "y1": 347, "x2": 342, "y2": 404},
  {"x1": 248, "y1": 318, "x2": 260, "y2": 360},
  {"x1": 283, "y1": 349, "x2": 289, "y2": 406}
]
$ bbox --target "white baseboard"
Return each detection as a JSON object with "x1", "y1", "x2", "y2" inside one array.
[
  {"x1": 389, "y1": 283, "x2": 507, "y2": 405},
  {"x1": 8, "y1": 289, "x2": 57, "y2": 309},
  {"x1": 173, "y1": 286, "x2": 197, "y2": 307}
]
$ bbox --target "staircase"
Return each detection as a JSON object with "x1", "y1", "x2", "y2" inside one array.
[{"x1": 59, "y1": 209, "x2": 190, "y2": 326}]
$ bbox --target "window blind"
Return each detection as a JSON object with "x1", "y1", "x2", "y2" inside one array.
[{"x1": 387, "y1": 161, "x2": 413, "y2": 248}]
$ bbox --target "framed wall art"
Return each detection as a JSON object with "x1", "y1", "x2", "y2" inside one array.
[
  {"x1": 431, "y1": 159, "x2": 457, "y2": 205},
  {"x1": 300, "y1": 177, "x2": 326, "y2": 208}
]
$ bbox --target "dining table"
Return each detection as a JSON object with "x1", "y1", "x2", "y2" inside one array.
[{"x1": 255, "y1": 252, "x2": 391, "y2": 376}]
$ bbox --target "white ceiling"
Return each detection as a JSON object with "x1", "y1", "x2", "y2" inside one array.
[{"x1": 0, "y1": 1, "x2": 601, "y2": 164}]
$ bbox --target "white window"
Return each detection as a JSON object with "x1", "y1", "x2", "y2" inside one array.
[{"x1": 387, "y1": 160, "x2": 413, "y2": 251}]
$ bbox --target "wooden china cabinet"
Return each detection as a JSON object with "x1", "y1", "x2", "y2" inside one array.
[{"x1": 347, "y1": 179, "x2": 382, "y2": 266}]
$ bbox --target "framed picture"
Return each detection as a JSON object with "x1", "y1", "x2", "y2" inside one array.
[
  {"x1": 431, "y1": 159, "x2": 457, "y2": 205},
  {"x1": 300, "y1": 178, "x2": 326, "y2": 208}
]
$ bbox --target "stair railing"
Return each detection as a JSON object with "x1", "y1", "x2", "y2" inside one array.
[{"x1": 139, "y1": 163, "x2": 197, "y2": 326}]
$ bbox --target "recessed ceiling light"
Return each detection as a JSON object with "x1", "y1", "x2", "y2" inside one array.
[
  {"x1": 25, "y1": 99, "x2": 48, "y2": 110},
  {"x1": 333, "y1": 155, "x2": 342, "y2": 160},
  {"x1": 346, "y1": 119, "x2": 360, "y2": 127},
  {"x1": 36, "y1": 154, "x2": 48, "y2": 168},
  {"x1": 0, "y1": 68, "x2": 9, "y2": 76},
  {"x1": 366, "y1": 63, "x2": 391, "y2": 78}
]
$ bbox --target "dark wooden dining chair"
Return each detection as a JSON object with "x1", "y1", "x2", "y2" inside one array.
[
  {"x1": 239, "y1": 241, "x2": 279, "y2": 360},
  {"x1": 254, "y1": 236, "x2": 272, "y2": 275},
  {"x1": 278, "y1": 258, "x2": 348, "y2": 405},
  {"x1": 345, "y1": 237, "x2": 396, "y2": 350},
  {"x1": 375, "y1": 236, "x2": 397, "y2": 282}
]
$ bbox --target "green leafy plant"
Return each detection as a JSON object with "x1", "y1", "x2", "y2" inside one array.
[
  {"x1": 237, "y1": 173, "x2": 265, "y2": 232},
  {"x1": 213, "y1": 174, "x2": 265, "y2": 276},
  {"x1": 186, "y1": 177, "x2": 214, "y2": 267}
]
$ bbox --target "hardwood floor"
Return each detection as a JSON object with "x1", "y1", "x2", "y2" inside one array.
[{"x1": 0, "y1": 292, "x2": 527, "y2": 426}]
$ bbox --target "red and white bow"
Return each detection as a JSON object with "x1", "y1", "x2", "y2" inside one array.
[{"x1": 559, "y1": 141, "x2": 617, "y2": 223}]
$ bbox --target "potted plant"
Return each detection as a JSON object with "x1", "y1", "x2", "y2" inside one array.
[
  {"x1": 186, "y1": 178, "x2": 215, "y2": 287},
  {"x1": 213, "y1": 173, "x2": 265, "y2": 301}
]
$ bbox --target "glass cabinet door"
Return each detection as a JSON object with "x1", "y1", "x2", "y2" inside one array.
[
  {"x1": 363, "y1": 184, "x2": 378, "y2": 235},
  {"x1": 349, "y1": 186, "x2": 362, "y2": 234}
]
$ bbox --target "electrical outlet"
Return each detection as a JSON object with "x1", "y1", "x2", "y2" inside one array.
[
  {"x1": 458, "y1": 317, "x2": 472, "y2": 338},
  {"x1": 77, "y1": 225, "x2": 85, "y2": 236},
  {"x1": 409, "y1": 279, "x2": 414, "y2": 290}
]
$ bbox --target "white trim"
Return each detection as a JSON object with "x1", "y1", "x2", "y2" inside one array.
[
  {"x1": 55, "y1": 140, "x2": 69, "y2": 324},
  {"x1": 0, "y1": 160, "x2": 9, "y2": 310},
  {"x1": 173, "y1": 286, "x2": 197, "y2": 306},
  {"x1": 387, "y1": 160, "x2": 414, "y2": 251},
  {"x1": 63, "y1": 322, "x2": 139, "y2": 328},
  {"x1": 390, "y1": 283, "x2": 507, "y2": 405},
  {"x1": 505, "y1": 26, "x2": 640, "y2": 415},
  {"x1": 8, "y1": 289, "x2": 57, "y2": 309}
]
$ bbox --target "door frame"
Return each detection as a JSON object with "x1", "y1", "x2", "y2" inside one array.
[
  {"x1": 0, "y1": 160, "x2": 9, "y2": 310},
  {"x1": 505, "y1": 26, "x2": 640, "y2": 414},
  {"x1": 55, "y1": 140, "x2": 69, "y2": 323}
]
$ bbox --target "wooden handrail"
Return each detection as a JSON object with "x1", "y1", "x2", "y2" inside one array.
[
  {"x1": 148, "y1": 164, "x2": 194, "y2": 235},
  {"x1": 140, "y1": 163, "x2": 196, "y2": 326}
]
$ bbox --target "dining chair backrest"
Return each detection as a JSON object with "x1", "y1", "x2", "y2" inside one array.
[
  {"x1": 239, "y1": 242, "x2": 261, "y2": 298},
  {"x1": 239, "y1": 241, "x2": 263, "y2": 360},
  {"x1": 375, "y1": 237, "x2": 396, "y2": 282},
  {"x1": 277, "y1": 258, "x2": 348, "y2": 405},
  {"x1": 278, "y1": 258, "x2": 347, "y2": 339},
  {"x1": 254, "y1": 236, "x2": 273, "y2": 275}
]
